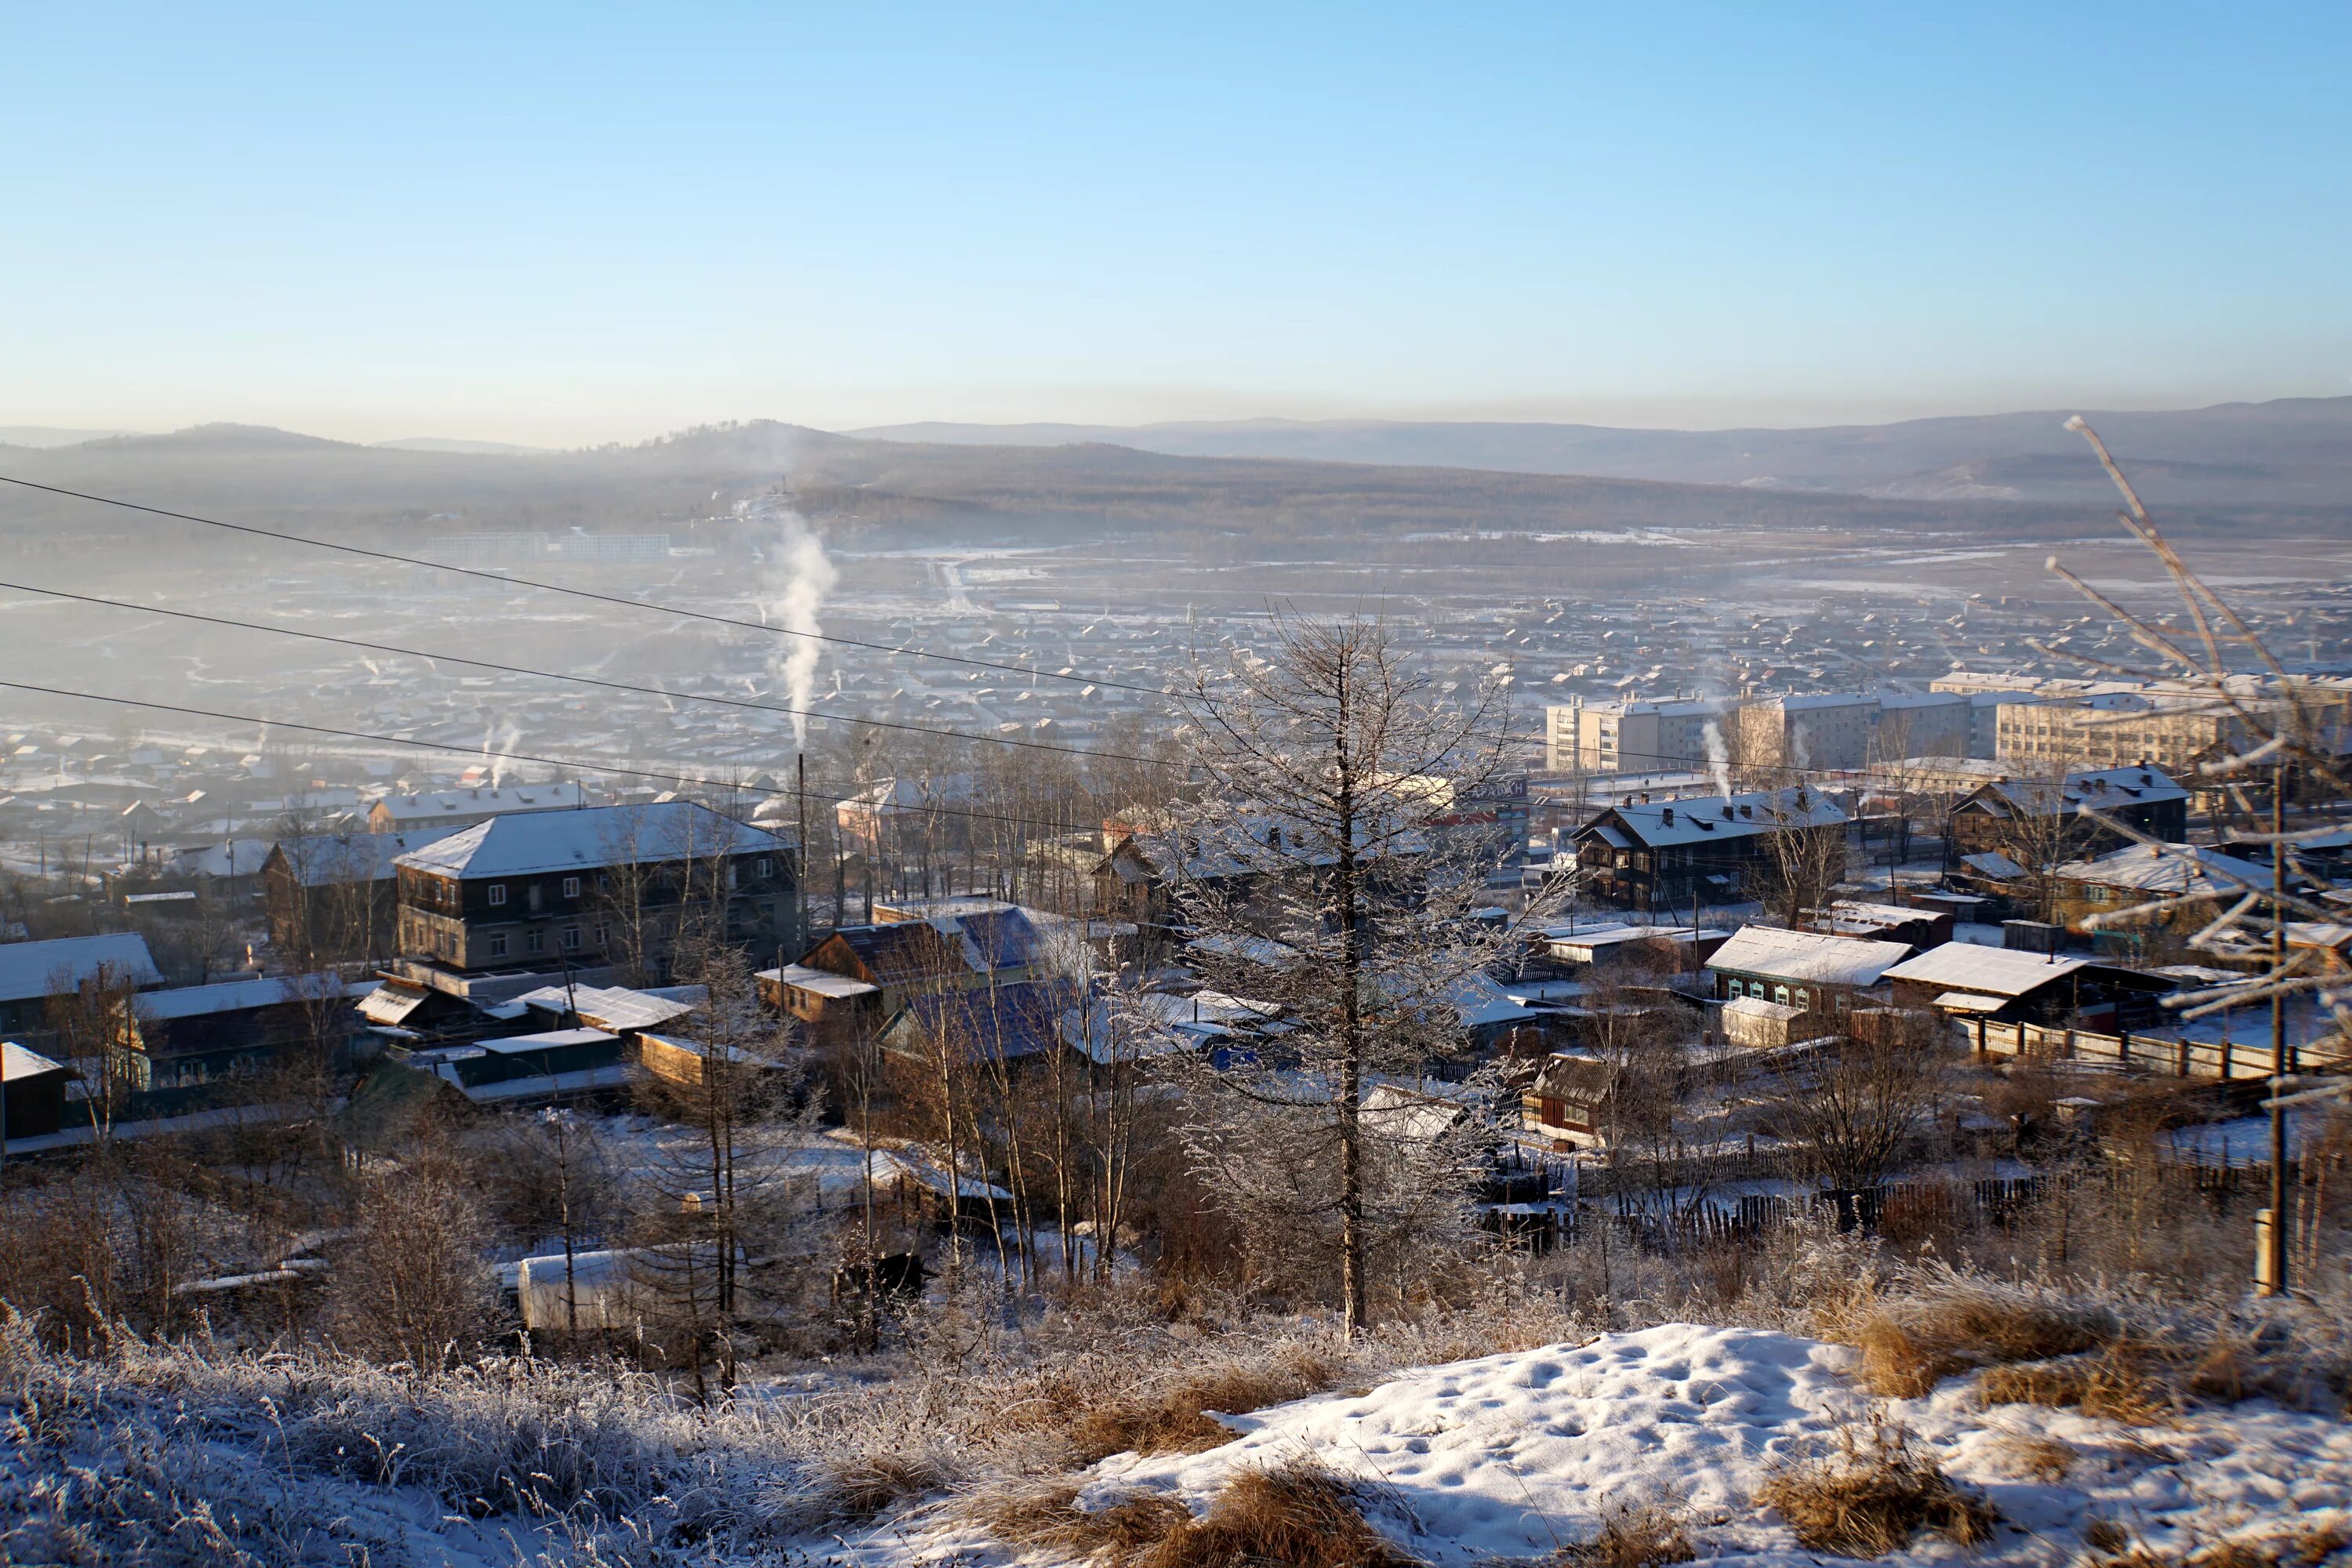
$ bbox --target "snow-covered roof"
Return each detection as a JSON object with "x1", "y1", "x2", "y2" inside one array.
[
  {"x1": 1706, "y1": 926, "x2": 1911, "y2": 987},
  {"x1": 761, "y1": 963, "x2": 880, "y2": 1000},
  {"x1": 3, "y1": 1040, "x2": 69, "y2": 1082},
  {"x1": 372, "y1": 782, "x2": 588, "y2": 823},
  {"x1": 358, "y1": 982, "x2": 430, "y2": 1026},
  {"x1": 269, "y1": 829, "x2": 459, "y2": 886},
  {"x1": 137, "y1": 973, "x2": 341, "y2": 1021},
  {"x1": 2055, "y1": 843, "x2": 2270, "y2": 897},
  {"x1": 470, "y1": 1027, "x2": 619, "y2": 1055},
  {"x1": 396, "y1": 801, "x2": 791, "y2": 879},
  {"x1": 1933, "y1": 991, "x2": 2009, "y2": 1013},
  {"x1": 1721, "y1": 996, "x2": 1804, "y2": 1022},
  {"x1": 1967, "y1": 766, "x2": 2187, "y2": 817},
  {"x1": 1588, "y1": 787, "x2": 1846, "y2": 850},
  {"x1": 0, "y1": 933, "x2": 162, "y2": 1003},
  {"x1": 512, "y1": 982, "x2": 700, "y2": 1032},
  {"x1": 1884, "y1": 941, "x2": 2088, "y2": 997}
]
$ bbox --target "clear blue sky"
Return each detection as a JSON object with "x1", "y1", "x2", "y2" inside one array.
[{"x1": 5, "y1": 3, "x2": 2347, "y2": 445}]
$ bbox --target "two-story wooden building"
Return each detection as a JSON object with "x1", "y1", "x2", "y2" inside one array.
[
  {"x1": 1570, "y1": 788, "x2": 1849, "y2": 913},
  {"x1": 1948, "y1": 767, "x2": 2189, "y2": 862},
  {"x1": 393, "y1": 803, "x2": 797, "y2": 981}
]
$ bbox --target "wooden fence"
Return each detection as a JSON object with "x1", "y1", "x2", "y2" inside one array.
[{"x1": 1960, "y1": 1014, "x2": 2347, "y2": 1083}]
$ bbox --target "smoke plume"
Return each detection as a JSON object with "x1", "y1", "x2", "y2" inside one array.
[
  {"x1": 1701, "y1": 718, "x2": 1733, "y2": 800},
  {"x1": 759, "y1": 495, "x2": 837, "y2": 750}
]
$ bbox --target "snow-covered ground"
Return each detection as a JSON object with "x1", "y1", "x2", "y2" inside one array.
[{"x1": 897, "y1": 1324, "x2": 2351, "y2": 1568}]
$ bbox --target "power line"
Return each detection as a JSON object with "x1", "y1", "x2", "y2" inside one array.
[
  {"x1": 0, "y1": 473, "x2": 1168, "y2": 697},
  {"x1": 0, "y1": 576, "x2": 1171, "y2": 768},
  {"x1": 0, "y1": 678, "x2": 1114, "y2": 840}
]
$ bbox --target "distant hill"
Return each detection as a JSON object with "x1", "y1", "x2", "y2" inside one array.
[
  {"x1": 852, "y1": 397, "x2": 2352, "y2": 508},
  {"x1": 373, "y1": 437, "x2": 557, "y2": 456},
  {"x1": 0, "y1": 425, "x2": 150, "y2": 448},
  {"x1": 2, "y1": 415, "x2": 2336, "y2": 565}
]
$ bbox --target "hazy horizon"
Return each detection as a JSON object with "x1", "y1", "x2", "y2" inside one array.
[{"x1": 7, "y1": 6, "x2": 2348, "y2": 449}]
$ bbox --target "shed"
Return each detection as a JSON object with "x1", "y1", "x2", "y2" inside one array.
[{"x1": 3, "y1": 1040, "x2": 74, "y2": 1140}]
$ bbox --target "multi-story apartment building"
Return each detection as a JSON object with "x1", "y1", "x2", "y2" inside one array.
[
  {"x1": 1997, "y1": 689, "x2": 2352, "y2": 775},
  {"x1": 1737, "y1": 692, "x2": 1883, "y2": 771},
  {"x1": 1553, "y1": 698, "x2": 1729, "y2": 772},
  {"x1": 394, "y1": 801, "x2": 798, "y2": 978}
]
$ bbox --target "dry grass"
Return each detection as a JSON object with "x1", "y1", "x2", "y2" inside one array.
[
  {"x1": 1553, "y1": 1499, "x2": 1696, "y2": 1568},
  {"x1": 1070, "y1": 1348, "x2": 1343, "y2": 1461},
  {"x1": 1131, "y1": 1463, "x2": 1420, "y2": 1568},
  {"x1": 809, "y1": 1450, "x2": 951, "y2": 1523},
  {"x1": 1755, "y1": 1416, "x2": 1998, "y2": 1557},
  {"x1": 1847, "y1": 1276, "x2": 2102, "y2": 1397},
  {"x1": 960, "y1": 1461, "x2": 1414, "y2": 1568},
  {"x1": 2081, "y1": 1519, "x2": 2352, "y2": 1568},
  {"x1": 1980, "y1": 1428, "x2": 2079, "y2": 1483},
  {"x1": 968, "y1": 1479, "x2": 1193, "y2": 1559},
  {"x1": 1978, "y1": 1348, "x2": 2176, "y2": 1426}
]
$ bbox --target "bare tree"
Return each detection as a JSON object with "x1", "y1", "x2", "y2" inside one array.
[
  {"x1": 1759, "y1": 1007, "x2": 1953, "y2": 1194},
  {"x1": 1750, "y1": 786, "x2": 1849, "y2": 929},
  {"x1": 332, "y1": 1145, "x2": 494, "y2": 1371}
]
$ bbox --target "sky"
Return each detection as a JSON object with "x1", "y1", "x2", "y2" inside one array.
[{"x1": 4, "y1": 3, "x2": 2348, "y2": 446}]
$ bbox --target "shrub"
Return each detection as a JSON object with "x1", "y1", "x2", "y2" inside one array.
[
  {"x1": 1757, "y1": 1415, "x2": 1998, "y2": 1557},
  {"x1": 1981, "y1": 1429, "x2": 2078, "y2": 1483},
  {"x1": 1554, "y1": 1499, "x2": 1696, "y2": 1568},
  {"x1": 1846, "y1": 1271, "x2": 2102, "y2": 1397},
  {"x1": 1070, "y1": 1348, "x2": 1341, "y2": 1461},
  {"x1": 1131, "y1": 1463, "x2": 1419, "y2": 1568},
  {"x1": 1978, "y1": 1348, "x2": 2175, "y2": 1426}
]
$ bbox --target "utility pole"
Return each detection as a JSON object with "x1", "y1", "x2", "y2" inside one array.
[
  {"x1": 796, "y1": 752, "x2": 808, "y2": 954},
  {"x1": 2259, "y1": 759, "x2": 2290, "y2": 1298}
]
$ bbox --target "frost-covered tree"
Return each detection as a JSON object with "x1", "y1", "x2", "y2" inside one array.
[{"x1": 1165, "y1": 614, "x2": 1553, "y2": 1334}]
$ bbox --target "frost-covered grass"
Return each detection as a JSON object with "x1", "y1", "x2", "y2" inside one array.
[{"x1": 7, "y1": 1256, "x2": 2352, "y2": 1566}]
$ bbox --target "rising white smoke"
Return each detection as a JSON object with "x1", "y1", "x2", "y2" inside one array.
[
  {"x1": 1702, "y1": 718, "x2": 1733, "y2": 800},
  {"x1": 759, "y1": 495, "x2": 837, "y2": 751}
]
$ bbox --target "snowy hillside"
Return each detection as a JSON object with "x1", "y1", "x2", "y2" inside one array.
[{"x1": 897, "y1": 1324, "x2": 2352, "y2": 1568}]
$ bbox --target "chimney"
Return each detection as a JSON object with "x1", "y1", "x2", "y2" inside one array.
[{"x1": 1661, "y1": 806, "x2": 1675, "y2": 826}]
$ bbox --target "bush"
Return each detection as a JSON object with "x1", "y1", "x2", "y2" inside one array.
[
  {"x1": 1756, "y1": 1415, "x2": 1998, "y2": 1557},
  {"x1": 1554, "y1": 1499, "x2": 1697, "y2": 1568},
  {"x1": 1846, "y1": 1271, "x2": 2102, "y2": 1397},
  {"x1": 1978, "y1": 1348, "x2": 2176, "y2": 1425},
  {"x1": 1131, "y1": 1463, "x2": 1419, "y2": 1568},
  {"x1": 1069, "y1": 1348, "x2": 1341, "y2": 1461}
]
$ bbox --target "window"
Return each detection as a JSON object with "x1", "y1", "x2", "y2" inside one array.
[
  {"x1": 727, "y1": 862, "x2": 739, "y2": 890},
  {"x1": 561, "y1": 926, "x2": 582, "y2": 951},
  {"x1": 526, "y1": 930, "x2": 546, "y2": 953},
  {"x1": 562, "y1": 876, "x2": 580, "y2": 899},
  {"x1": 1773, "y1": 985, "x2": 1790, "y2": 1006},
  {"x1": 1793, "y1": 988, "x2": 1810, "y2": 1011},
  {"x1": 486, "y1": 884, "x2": 507, "y2": 906},
  {"x1": 2087, "y1": 885, "x2": 2111, "y2": 906},
  {"x1": 488, "y1": 933, "x2": 509, "y2": 957},
  {"x1": 594, "y1": 923, "x2": 608, "y2": 946},
  {"x1": 1750, "y1": 980, "x2": 1767, "y2": 999},
  {"x1": 597, "y1": 873, "x2": 612, "y2": 893},
  {"x1": 757, "y1": 857, "x2": 773, "y2": 879}
]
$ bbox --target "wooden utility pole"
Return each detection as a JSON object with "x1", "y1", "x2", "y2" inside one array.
[{"x1": 2260, "y1": 760, "x2": 2290, "y2": 1297}]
